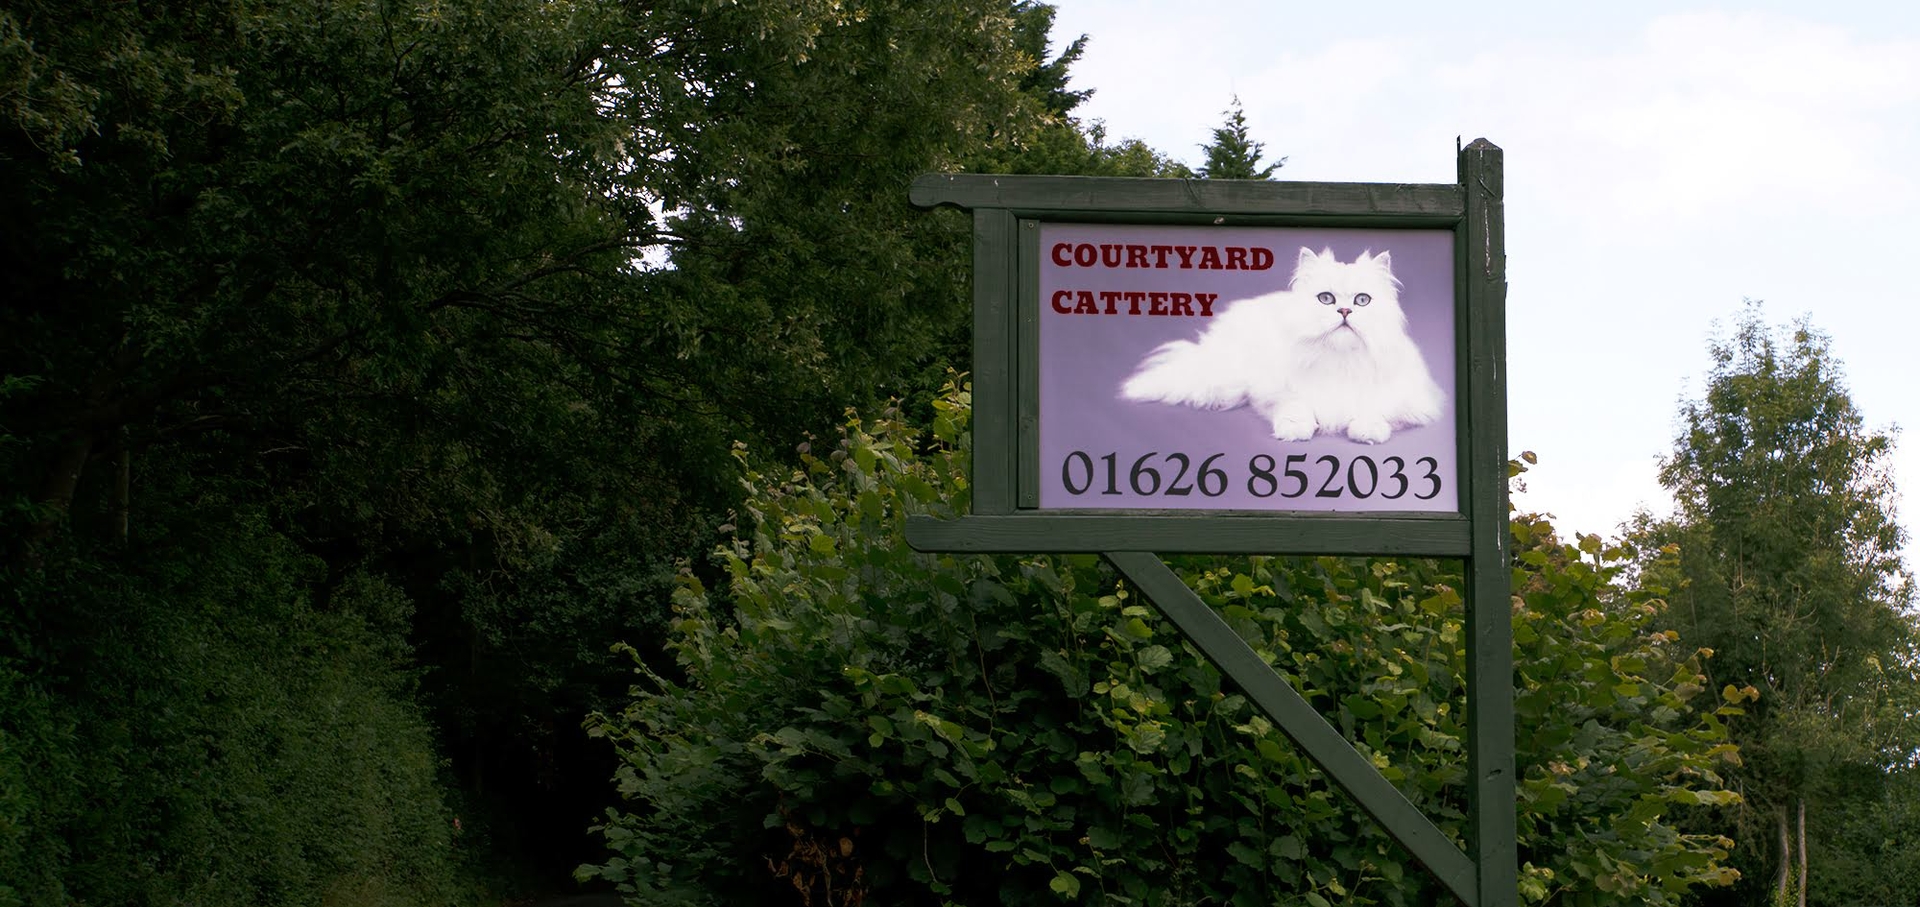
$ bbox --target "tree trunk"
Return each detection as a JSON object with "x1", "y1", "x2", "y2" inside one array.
[
  {"x1": 1797, "y1": 799, "x2": 1807, "y2": 907},
  {"x1": 31, "y1": 339, "x2": 144, "y2": 544},
  {"x1": 1776, "y1": 804, "x2": 1791, "y2": 905},
  {"x1": 112, "y1": 429, "x2": 130, "y2": 544},
  {"x1": 30, "y1": 431, "x2": 95, "y2": 540}
]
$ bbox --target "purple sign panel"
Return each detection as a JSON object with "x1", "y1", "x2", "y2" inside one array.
[{"x1": 1038, "y1": 223, "x2": 1458, "y2": 513}]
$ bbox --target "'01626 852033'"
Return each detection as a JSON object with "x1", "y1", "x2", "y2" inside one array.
[{"x1": 1056, "y1": 449, "x2": 1442, "y2": 502}]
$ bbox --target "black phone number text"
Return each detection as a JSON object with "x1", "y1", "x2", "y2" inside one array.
[{"x1": 1058, "y1": 450, "x2": 1442, "y2": 500}]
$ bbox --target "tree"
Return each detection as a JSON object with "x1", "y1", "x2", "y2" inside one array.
[
  {"x1": 1197, "y1": 95, "x2": 1284, "y2": 180},
  {"x1": 1, "y1": 0, "x2": 1097, "y2": 895},
  {"x1": 1631, "y1": 303, "x2": 1918, "y2": 907},
  {"x1": 3, "y1": 0, "x2": 659, "y2": 895},
  {"x1": 964, "y1": 3, "x2": 1194, "y2": 181}
]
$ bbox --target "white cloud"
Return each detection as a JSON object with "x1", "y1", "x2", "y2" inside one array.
[{"x1": 1423, "y1": 11, "x2": 1920, "y2": 227}]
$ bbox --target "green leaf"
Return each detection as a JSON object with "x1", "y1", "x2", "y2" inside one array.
[{"x1": 1226, "y1": 841, "x2": 1263, "y2": 867}]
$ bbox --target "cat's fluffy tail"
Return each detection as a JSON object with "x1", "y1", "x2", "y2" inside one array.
[{"x1": 1119, "y1": 339, "x2": 1247, "y2": 410}]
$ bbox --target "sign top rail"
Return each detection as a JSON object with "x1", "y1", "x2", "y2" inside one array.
[{"x1": 909, "y1": 172, "x2": 1467, "y2": 219}]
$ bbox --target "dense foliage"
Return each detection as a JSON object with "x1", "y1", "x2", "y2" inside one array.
[
  {"x1": 0, "y1": 0, "x2": 1106, "y2": 897},
  {"x1": 1631, "y1": 305, "x2": 1919, "y2": 907},
  {"x1": 585, "y1": 386, "x2": 1742, "y2": 906},
  {"x1": 0, "y1": 457, "x2": 462, "y2": 906},
  {"x1": 10, "y1": 0, "x2": 1909, "y2": 903}
]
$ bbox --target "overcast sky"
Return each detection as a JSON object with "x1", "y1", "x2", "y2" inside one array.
[{"x1": 1046, "y1": 0, "x2": 1920, "y2": 548}]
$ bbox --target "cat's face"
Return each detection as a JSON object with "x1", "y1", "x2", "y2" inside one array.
[{"x1": 1280, "y1": 248, "x2": 1407, "y2": 351}]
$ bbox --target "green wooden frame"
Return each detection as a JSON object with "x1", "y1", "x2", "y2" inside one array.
[{"x1": 905, "y1": 140, "x2": 1514, "y2": 907}]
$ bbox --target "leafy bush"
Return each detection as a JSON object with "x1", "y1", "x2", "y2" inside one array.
[
  {"x1": 0, "y1": 463, "x2": 467, "y2": 907},
  {"x1": 584, "y1": 385, "x2": 1741, "y2": 905}
]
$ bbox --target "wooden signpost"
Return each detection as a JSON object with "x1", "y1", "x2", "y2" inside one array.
[{"x1": 905, "y1": 140, "x2": 1515, "y2": 907}]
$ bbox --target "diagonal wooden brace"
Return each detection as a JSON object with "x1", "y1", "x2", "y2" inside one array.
[{"x1": 1104, "y1": 550, "x2": 1480, "y2": 907}]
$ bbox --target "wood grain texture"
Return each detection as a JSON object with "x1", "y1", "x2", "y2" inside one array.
[
  {"x1": 1459, "y1": 138, "x2": 1518, "y2": 907},
  {"x1": 1016, "y1": 218, "x2": 1041, "y2": 508},
  {"x1": 972, "y1": 208, "x2": 1017, "y2": 514}
]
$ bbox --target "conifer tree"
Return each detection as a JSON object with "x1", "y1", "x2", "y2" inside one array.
[{"x1": 1197, "y1": 95, "x2": 1284, "y2": 179}]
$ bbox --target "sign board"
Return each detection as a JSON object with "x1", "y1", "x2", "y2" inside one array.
[
  {"x1": 903, "y1": 140, "x2": 1514, "y2": 907},
  {"x1": 901, "y1": 166, "x2": 1499, "y2": 557},
  {"x1": 1038, "y1": 223, "x2": 1458, "y2": 513}
]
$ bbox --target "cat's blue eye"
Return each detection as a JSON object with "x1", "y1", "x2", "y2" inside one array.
[
  {"x1": 1316, "y1": 292, "x2": 1335, "y2": 305},
  {"x1": 1354, "y1": 293, "x2": 1371, "y2": 307}
]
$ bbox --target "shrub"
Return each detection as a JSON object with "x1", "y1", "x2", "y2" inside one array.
[
  {"x1": 1, "y1": 486, "x2": 465, "y2": 906},
  {"x1": 584, "y1": 384, "x2": 1740, "y2": 905}
]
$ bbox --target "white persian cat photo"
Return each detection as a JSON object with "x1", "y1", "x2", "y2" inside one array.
[{"x1": 1119, "y1": 247, "x2": 1444, "y2": 444}]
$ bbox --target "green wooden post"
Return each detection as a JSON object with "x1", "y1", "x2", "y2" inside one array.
[
  {"x1": 1017, "y1": 218, "x2": 1042, "y2": 508},
  {"x1": 971, "y1": 207, "x2": 1017, "y2": 514},
  {"x1": 1459, "y1": 139, "x2": 1517, "y2": 907}
]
